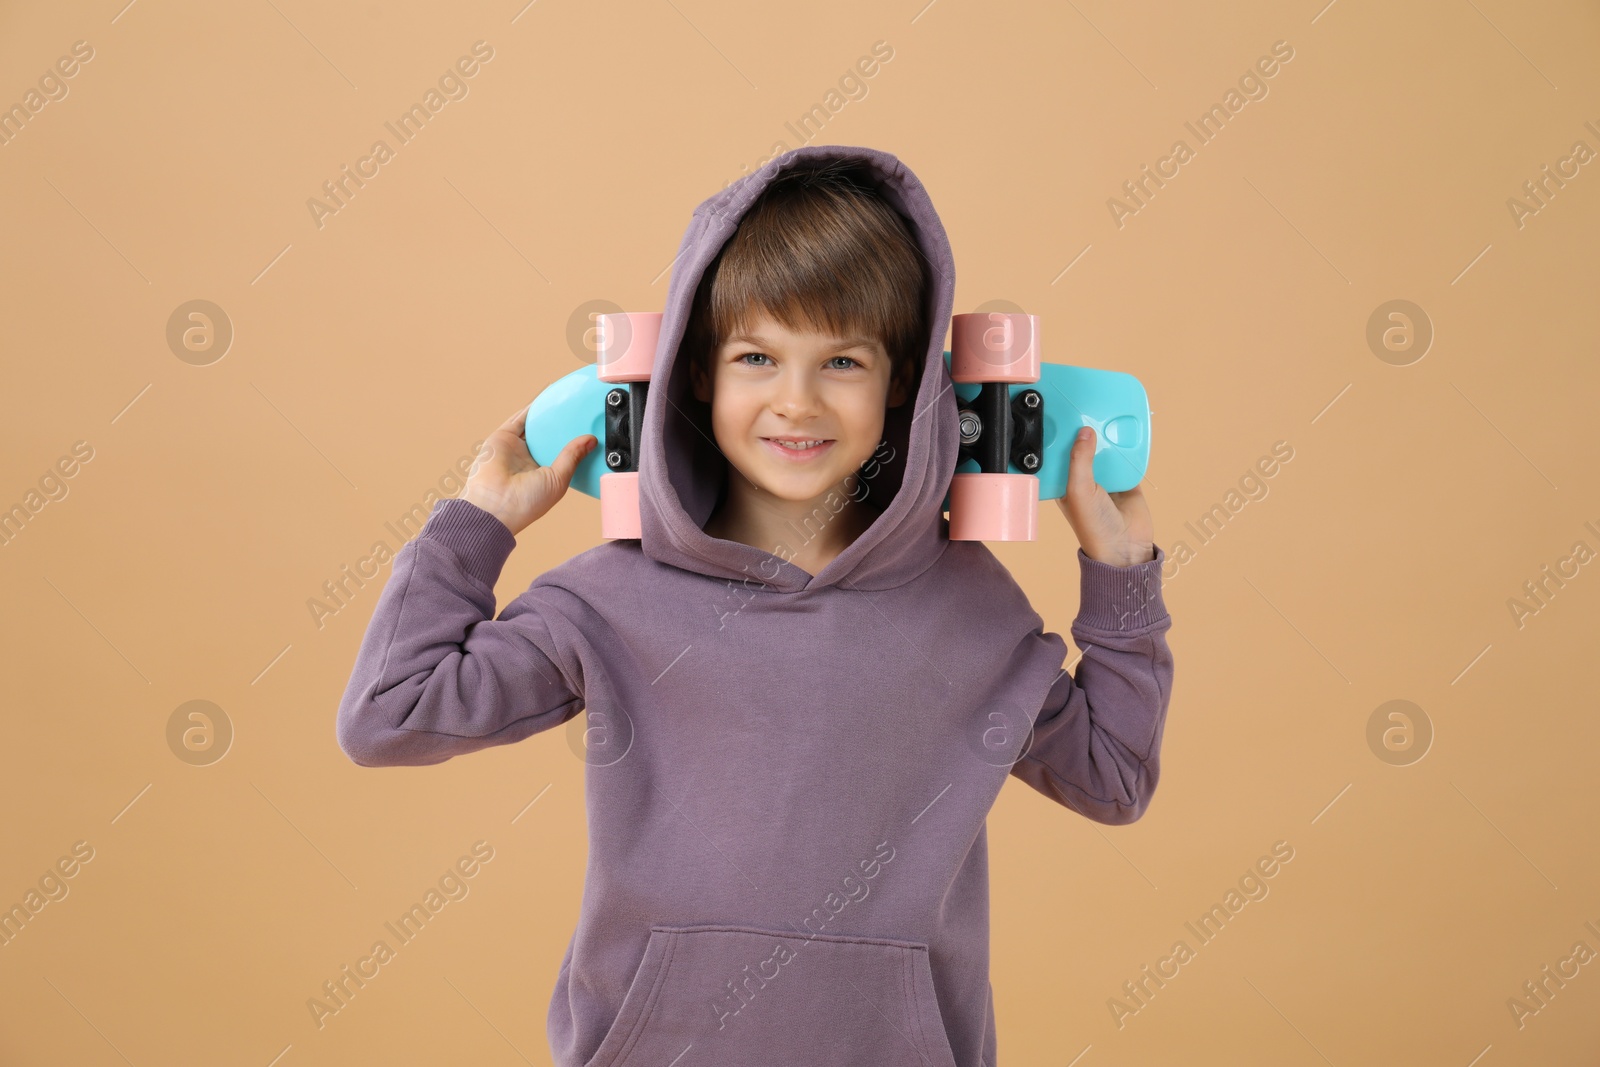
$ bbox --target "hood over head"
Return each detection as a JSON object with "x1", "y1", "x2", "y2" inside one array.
[{"x1": 638, "y1": 144, "x2": 957, "y2": 594}]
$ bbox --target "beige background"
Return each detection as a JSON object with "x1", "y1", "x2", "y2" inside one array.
[{"x1": 3, "y1": 0, "x2": 1598, "y2": 1062}]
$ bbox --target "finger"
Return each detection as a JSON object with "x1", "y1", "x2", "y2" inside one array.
[
  {"x1": 544, "y1": 434, "x2": 598, "y2": 486},
  {"x1": 498, "y1": 403, "x2": 532, "y2": 439},
  {"x1": 1066, "y1": 425, "x2": 1097, "y2": 498}
]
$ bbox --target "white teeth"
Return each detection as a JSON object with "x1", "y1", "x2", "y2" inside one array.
[{"x1": 773, "y1": 439, "x2": 824, "y2": 450}]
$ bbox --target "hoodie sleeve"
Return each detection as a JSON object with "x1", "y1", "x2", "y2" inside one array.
[
  {"x1": 1009, "y1": 545, "x2": 1173, "y2": 824},
  {"x1": 335, "y1": 497, "x2": 585, "y2": 768}
]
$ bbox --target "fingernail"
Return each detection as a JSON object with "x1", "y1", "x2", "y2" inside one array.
[{"x1": 1078, "y1": 427, "x2": 1091, "y2": 442}]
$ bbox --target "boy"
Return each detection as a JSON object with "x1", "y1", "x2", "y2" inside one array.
[{"x1": 337, "y1": 145, "x2": 1173, "y2": 1067}]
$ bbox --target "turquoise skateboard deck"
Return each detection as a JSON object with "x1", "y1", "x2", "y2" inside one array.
[{"x1": 525, "y1": 360, "x2": 615, "y2": 501}]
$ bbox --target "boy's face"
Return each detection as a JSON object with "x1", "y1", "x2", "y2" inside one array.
[{"x1": 689, "y1": 311, "x2": 912, "y2": 508}]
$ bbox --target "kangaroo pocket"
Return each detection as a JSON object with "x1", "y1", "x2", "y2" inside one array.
[{"x1": 582, "y1": 923, "x2": 960, "y2": 1067}]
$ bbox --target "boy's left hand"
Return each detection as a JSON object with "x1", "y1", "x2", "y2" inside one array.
[{"x1": 1056, "y1": 425, "x2": 1156, "y2": 568}]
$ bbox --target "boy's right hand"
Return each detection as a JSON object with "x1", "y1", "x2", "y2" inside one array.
[{"x1": 460, "y1": 403, "x2": 598, "y2": 536}]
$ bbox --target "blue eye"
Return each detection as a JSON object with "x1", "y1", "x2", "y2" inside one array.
[{"x1": 735, "y1": 353, "x2": 863, "y2": 369}]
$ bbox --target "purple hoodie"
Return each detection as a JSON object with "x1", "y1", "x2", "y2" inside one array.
[{"x1": 337, "y1": 144, "x2": 1174, "y2": 1067}]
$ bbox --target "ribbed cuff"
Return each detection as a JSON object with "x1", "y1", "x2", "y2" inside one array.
[
  {"x1": 1076, "y1": 544, "x2": 1169, "y2": 631},
  {"x1": 418, "y1": 496, "x2": 518, "y2": 589}
]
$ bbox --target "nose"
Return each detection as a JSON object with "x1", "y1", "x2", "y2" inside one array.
[{"x1": 770, "y1": 365, "x2": 823, "y2": 420}]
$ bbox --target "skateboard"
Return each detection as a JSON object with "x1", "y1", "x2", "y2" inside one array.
[
  {"x1": 524, "y1": 311, "x2": 1151, "y2": 542},
  {"x1": 941, "y1": 312, "x2": 1151, "y2": 540},
  {"x1": 524, "y1": 311, "x2": 658, "y2": 541}
]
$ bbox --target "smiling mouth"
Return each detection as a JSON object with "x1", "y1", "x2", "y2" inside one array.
[{"x1": 762, "y1": 438, "x2": 834, "y2": 459}]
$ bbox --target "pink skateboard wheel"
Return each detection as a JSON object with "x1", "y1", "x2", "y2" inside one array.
[
  {"x1": 600, "y1": 471, "x2": 641, "y2": 540},
  {"x1": 947, "y1": 472, "x2": 1038, "y2": 542},
  {"x1": 949, "y1": 313, "x2": 1040, "y2": 384},
  {"x1": 596, "y1": 312, "x2": 660, "y2": 383}
]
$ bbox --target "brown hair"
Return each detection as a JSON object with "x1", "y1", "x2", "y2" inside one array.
[{"x1": 683, "y1": 159, "x2": 930, "y2": 404}]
